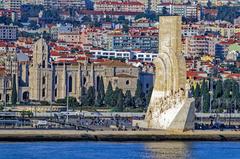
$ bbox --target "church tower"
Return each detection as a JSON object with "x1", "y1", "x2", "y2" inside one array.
[
  {"x1": 29, "y1": 37, "x2": 50, "y2": 101},
  {"x1": 32, "y1": 37, "x2": 49, "y2": 69}
]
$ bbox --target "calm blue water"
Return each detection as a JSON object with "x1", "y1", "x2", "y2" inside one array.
[{"x1": 0, "y1": 141, "x2": 239, "y2": 159}]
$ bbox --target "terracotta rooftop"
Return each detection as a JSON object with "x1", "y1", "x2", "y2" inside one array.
[{"x1": 98, "y1": 60, "x2": 134, "y2": 68}]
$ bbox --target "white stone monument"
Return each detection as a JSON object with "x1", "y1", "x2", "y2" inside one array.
[{"x1": 136, "y1": 16, "x2": 195, "y2": 131}]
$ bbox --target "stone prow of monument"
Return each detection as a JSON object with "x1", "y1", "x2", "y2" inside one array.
[{"x1": 134, "y1": 16, "x2": 195, "y2": 131}]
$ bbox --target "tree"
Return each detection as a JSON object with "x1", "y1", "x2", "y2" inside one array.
[
  {"x1": 145, "y1": 87, "x2": 153, "y2": 106},
  {"x1": 216, "y1": 6, "x2": 240, "y2": 23},
  {"x1": 124, "y1": 90, "x2": 133, "y2": 108},
  {"x1": 81, "y1": 16, "x2": 91, "y2": 23},
  {"x1": 193, "y1": 83, "x2": 202, "y2": 112},
  {"x1": 134, "y1": 80, "x2": 145, "y2": 107},
  {"x1": 135, "y1": 13, "x2": 145, "y2": 20},
  {"x1": 214, "y1": 80, "x2": 223, "y2": 99},
  {"x1": 95, "y1": 93, "x2": 102, "y2": 107},
  {"x1": 118, "y1": 16, "x2": 126, "y2": 24},
  {"x1": 80, "y1": 86, "x2": 87, "y2": 106},
  {"x1": 203, "y1": 92, "x2": 210, "y2": 113},
  {"x1": 162, "y1": 7, "x2": 169, "y2": 16},
  {"x1": 11, "y1": 74, "x2": 17, "y2": 105},
  {"x1": 201, "y1": 79, "x2": 210, "y2": 113},
  {"x1": 201, "y1": 79, "x2": 208, "y2": 94},
  {"x1": 111, "y1": 87, "x2": 121, "y2": 107},
  {"x1": 98, "y1": 77, "x2": 105, "y2": 105},
  {"x1": 194, "y1": 83, "x2": 201, "y2": 97},
  {"x1": 116, "y1": 89, "x2": 124, "y2": 112},
  {"x1": 105, "y1": 15, "x2": 112, "y2": 22},
  {"x1": 231, "y1": 80, "x2": 239, "y2": 99},
  {"x1": 0, "y1": 16, "x2": 12, "y2": 25},
  {"x1": 86, "y1": 86, "x2": 95, "y2": 106},
  {"x1": 207, "y1": 0, "x2": 212, "y2": 8},
  {"x1": 29, "y1": 20, "x2": 39, "y2": 30},
  {"x1": 104, "y1": 81, "x2": 114, "y2": 107},
  {"x1": 42, "y1": 9, "x2": 61, "y2": 23},
  {"x1": 145, "y1": 11, "x2": 157, "y2": 21},
  {"x1": 223, "y1": 79, "x2": 232, "y2": 98},
  {"x1": 65, "y1": 96, "x2": 79, "y2": 109},
  {"x1": 122, "y1": 24, "x2": 129, "y2": 33}
]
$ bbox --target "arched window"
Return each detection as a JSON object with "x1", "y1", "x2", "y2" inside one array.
[
  {"x1": 5, "y1": 81, "x2": 9, "y2": 88},
  {"x1": 42, "y1": 60, "x2": 45, "y2": 68},
  {"x1": 55, "y1": 88, "x2": 57, "y2": 97},
  {"x1": 55, "y1": 75, "x2": 57, "y2": 84},
  {"x1": 126, "y1": 80, "x2": 129, "y2": 85},
  {"x1": 83, "y1": 77, "x2": 86, "y2": 85},
  {"x1": 42, "y1": 76, "x2": 46, "y2": 85},
  {"x1": 68, "y1": 76, "x2": 72, "y2": 93},
  {"x1": 22, "y1": 91, "x2": 29, "y2": 101},
  {"x1": 96, "y1": 76, "x2": 100, "y2": 91},
  {"x1": 146, "y1": 83, "x2": 149, "y2": 88},
  {"x1": 6, "y1": 94, "x2": 9, "y2": 102},
  {"x1": 42, "y1": 89, "x2": 45, "y2": 97}
]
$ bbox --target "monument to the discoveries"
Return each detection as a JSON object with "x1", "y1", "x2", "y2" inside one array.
[{"x1": 144, "y1": 16, "x2": 195, "y2": 131}]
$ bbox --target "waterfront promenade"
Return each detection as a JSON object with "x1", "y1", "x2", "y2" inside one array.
[{"x1": 0, "y1": 130, "x2": 239, "y2": 141}]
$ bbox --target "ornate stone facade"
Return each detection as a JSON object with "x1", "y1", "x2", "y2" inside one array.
[
  {"x1": 144, "y1": 16, "x2": 195, "y2": 131},
  {"x1": 29, "y1": 38, "x2": 139, "y2": 102}
]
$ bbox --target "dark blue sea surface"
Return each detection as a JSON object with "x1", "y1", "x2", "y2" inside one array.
[{"x1": 0, "y1": 141, "x2": 239, "y2": 159}]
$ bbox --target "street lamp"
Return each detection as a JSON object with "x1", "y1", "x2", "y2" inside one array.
[
  {"x1": 66, "y1": 76, "x2": 69, "y2": 124},
  {"x1": 229, "y1": 91, "x2": 232, "y2": 127}
]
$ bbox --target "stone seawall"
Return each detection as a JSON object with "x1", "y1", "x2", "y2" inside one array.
[{"x1": 0, "y1": 130, "x2": 239, "y2": 141}]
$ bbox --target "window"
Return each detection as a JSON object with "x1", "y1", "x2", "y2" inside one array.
[
  {"x1": 42, "y1": 76, "x2": 46, "y2": 85},
  {"x1": 6, "y1": 94, "x2": 9, "y2": 102},
  {"x1": 55, "y1": 88, "x2": 57, "y2": 97},
  {"x1": 83, "y1": 77, "x2": 86, "y2": 85},
  {"x1": 55, "y1": 75, "x2": 57, "y2": 84},
  {"x1": 126, "y1": 80, "x2": 129, "y2": 85},
  {"x1": 146, "y1": 83, "x2": 149, "y2": 88},
  {"x1": 68, "y1": 76, "x2": 72, "y2": 93},
  {"x1": 0, "y1": 94, "x2": 1, "y2": 100},
  {"x1": 42, "y1": 60, "x2": 45, "y2": 68},
  {"x1": 42, "y1": 89, "x2": 45, "y2": 97}
]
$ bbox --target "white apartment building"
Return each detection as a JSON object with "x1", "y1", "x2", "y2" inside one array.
[
  {"x1": 90, "y1": 50, "x2": 158, "y2": 62},
  {"x1": 94, "y1": 0, "x2": 145, "y2": 13},
  {"x1": 157, "y1": 3, "x2": 201, "y2": 20}
]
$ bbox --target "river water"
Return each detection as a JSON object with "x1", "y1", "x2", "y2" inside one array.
[{"x1": 0, "y1": 141, "x2": 239, "y2": 159}]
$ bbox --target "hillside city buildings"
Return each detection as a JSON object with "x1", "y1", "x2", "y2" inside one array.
[{"x1": 0, "y1": 0, "x2": 240, "y2": 106}]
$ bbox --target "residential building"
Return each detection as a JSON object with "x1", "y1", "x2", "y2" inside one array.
[
  {"x1": 44, "y1": 0, "x2": 85, "y2": 8},
  {"x1": 184, "y1": 35, "x2": 216, "y2": 56},
  {"x1": 90, "y1": 49, "x2": 158, "y2": 62},
  {"x1": 94, "y1": 0, "x2": 145, "y2": 13},
  {"x1": 3, "y1": 0, "x2": 21, "y2": 10},
  {"x1": 157, "y1": 3, "x2": 201, "y2": 20},
  {"x1": 0, "y1": 25, "x2": 18, "y2": 40},
  {"x1": 108, "y1": 28, "x2": 158, "y2": 53}
]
